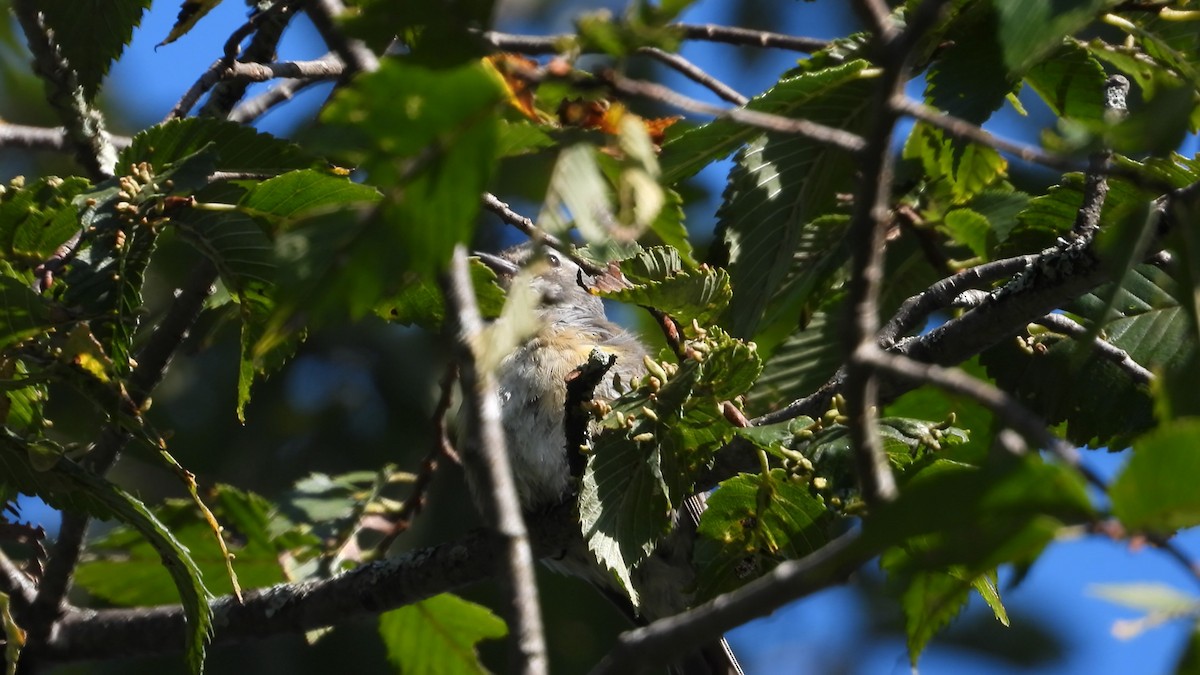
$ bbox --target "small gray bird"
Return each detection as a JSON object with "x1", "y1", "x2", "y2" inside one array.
[{"x1": 472, "y1": 243, "x2": 743, "y2": 675}]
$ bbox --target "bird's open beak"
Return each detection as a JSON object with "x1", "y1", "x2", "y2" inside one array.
[{"x1": 473, "y1": 250, "x2": 520, "y2": 277}]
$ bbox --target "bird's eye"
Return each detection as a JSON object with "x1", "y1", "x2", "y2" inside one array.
[{"x1": 547, "y1": 252, "x2": 561, "y2": 268}]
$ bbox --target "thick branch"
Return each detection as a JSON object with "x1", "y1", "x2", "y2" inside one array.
[
  {"x1": 26, "y1": 507, "x2": 579, "y2": 664},
  {"x1": 0, "y1": 124, "x2": 131, "y2": 153}
]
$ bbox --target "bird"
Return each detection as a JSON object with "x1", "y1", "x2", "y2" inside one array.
[{"x1": 471, "y1": 242, "x2": 744, "y2": 675}]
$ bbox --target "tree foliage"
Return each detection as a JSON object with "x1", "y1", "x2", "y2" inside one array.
[{"x1": 2, "y1": 0, "x2": 1200, "y2": 674}]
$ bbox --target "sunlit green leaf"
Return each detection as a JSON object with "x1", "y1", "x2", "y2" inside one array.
[{"x1": 379, "y1": 593, "x2": 506, "y2": 675}]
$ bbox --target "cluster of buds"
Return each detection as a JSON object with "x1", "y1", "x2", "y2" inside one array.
[{"x1": 639, "y1": 352, "x2": 678, "y2": 394}]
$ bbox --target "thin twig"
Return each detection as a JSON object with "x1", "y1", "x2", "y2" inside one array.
[
  {"x1": 443, "y1": 246, "x2": 548, "y2": 675},
  {"x1": 603, "y1": 71, "x2": 866, "y2": 153},
  {"x1": 1032, "y1": 313, "x2": 1154, "y2": 385},
  {"x1": 892, "y1": 97, "x2": 1075, "y2": 170},
  {"x1": 637, "y1": 47, "x2": 747, "y2": 106},
  {"x1": 11, "y1": 0, "x2": 117, "y2": 178},
  {"x1": 474, "y1": 25, "x2": 828, "y2": 55},
  {"x1": 480, "y1": 193, "x2": 603, "y2": 275},
  {"x1": 167, "y1": 58, "x2": 228, "y2": 121},
  {"x1": 372, "y1": 364, "x2": 460, "y2": 556},
  {"x1": 227, "y1": 77, "x2": 329, "y2": 124},
  {"x1": 674, "y1": 23, "x2": 829, "y2": 52}
]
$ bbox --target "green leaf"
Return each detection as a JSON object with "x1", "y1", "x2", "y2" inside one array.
[
  {"x1": 924, "y1": 3, "x2": 1011, "y2": 124},
  {"x1": 902, "y1": 124, "x2": 1008, "y2": 205},
  {"x1": 75, "y1": 498, "x2": 285, "y2": 604},
  {"x1": 748, "y1": 311, "x2": 842, "y2": 415},
  {"x1": 1111, "y1": 418, "x2": 1200, "y2": 534},
  {"x1": 693, "y1": 469, "x2": 832, "y2": 601},
  {"x1": 983, "y1": 264, "x2": 1190, "y2": 449},
  {"x1": 496, "y1": 120, "x2": 555, "y2": 158},
  {"x1": 942, "y1": 208, "x2": 992, "y2": 258},
  {"x1": 0, "y1": 176, "x2": 91, "y2": 272},
  {"x1": 314, "y1": 59, "x2": 503, "y2": 277},
  {"x1": 40, "y1": 0, "x2": 152, "y2": 99},
  {"x1": 378, "y1": 593, "x2": 507, "y2": 675},
  {"x1": 0, "y1": 592, "x2": 22, "y2": 675},
  {"x1": 1090, "y1": 582, "x2": 1199, "y2": 615},
  {"x1": 157, "y1": 0, "x2": 225, "y2": 47},
  {"x1": 710, "y1": 64, "x2": 877, "y2": 339},
  {"x1": 747, "y1": 214, "x2": 850, "y2": 357},
  {"x1": 580, "y1": 324, "x2": 758, "y2": 606},
  {"x1": 973, "y1": 573, "x2": 1010, "y2": 627},
  {"x1": 60, "y1": 182, "x2": 161, "y2": 374},
  {"x1": 538, "y1": 144, "x2": 613, "y2": 244},
  {"x1": 239, "y1": 169, "x2": 382, "y2": 226},
  {"x1": 890, "y1": 563, "x2": 973, "y2": 666},
  {"x1": 120, "y1": 118, "x2": 323, "y2": 175},
  {"x1": 1089, "y1": 583, "x2": 1200, "y2": 641},
  {"x1": 376, "y1": 259, "x2": 506, "y2": 329},
  {"x1": 994, "y1": 0, "x2": 1109, "y2": 75},
  {"x1": 863, "y1": 456, "x2": 1094, "y2": 572},
  {"x1": 341, "y1": 0, "x2": 494, "y2": 64},
  {"x1": 579, "y1": 424, "x2": 674, "y2": 606},
  {"x1": 997, "y1": 173, "x2": 1152, "y2": 258},
  {"x1": 595, "y1": 247, "x2": 732, "y2": 326},
  {"x1": 0, "y1": 433, "x2": 213, "y2": 674},
  {"x1": 1024, "y1": 42, "x2": 1109, "y2": 124},
  {"x1": 0, "y1": 277, "x2": 56, "y2": 351}
]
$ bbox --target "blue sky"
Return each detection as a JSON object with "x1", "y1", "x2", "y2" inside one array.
[{"x1": 13, "y1": 1, "x2": 1200, "y2": 673}]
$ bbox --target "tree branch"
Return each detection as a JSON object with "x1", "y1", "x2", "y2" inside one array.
[
  {"x1": 304, "y1": 0, "x2": 380, "y2": 75},
  {"x1": 11, "y1": 0, "x2": 117, "y2": 179},
  {"x1": 0, "y1": 124, "x2": 131, "y2": 153},
  {"x1": 473, "y1": 25, "x2": 828, "y2": 55},
  {"x1": 25, "y1": 506, "x2": 580, "y2": 664},
  {"x1": 199, "y1": 4, "x2": 299, "y2": 119},
  {"x1": 674, "y1": 23, "x2": 829, "y2": 52},
  {"x1": 601, "y1": 71, "x2": 866, "y2": 153},
  {"x1": 588, "y1": 530, "x2": 867, "y2": 675},
  {"x1": 837, "y1": 0, "x2": 950, "y2": 504},
  {"x1": 1032, "y1": 313, "x2": 1154, "y2": 385},
  {"x1": 637, "y1": 47, "x2": 748, "y2": 106},
  {"x1": 443, "y1": 246, "x2": 548, "y2": 675},
  {"x1": 1071, "y1": 75, "x2": 1130, "y2": 243}
]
